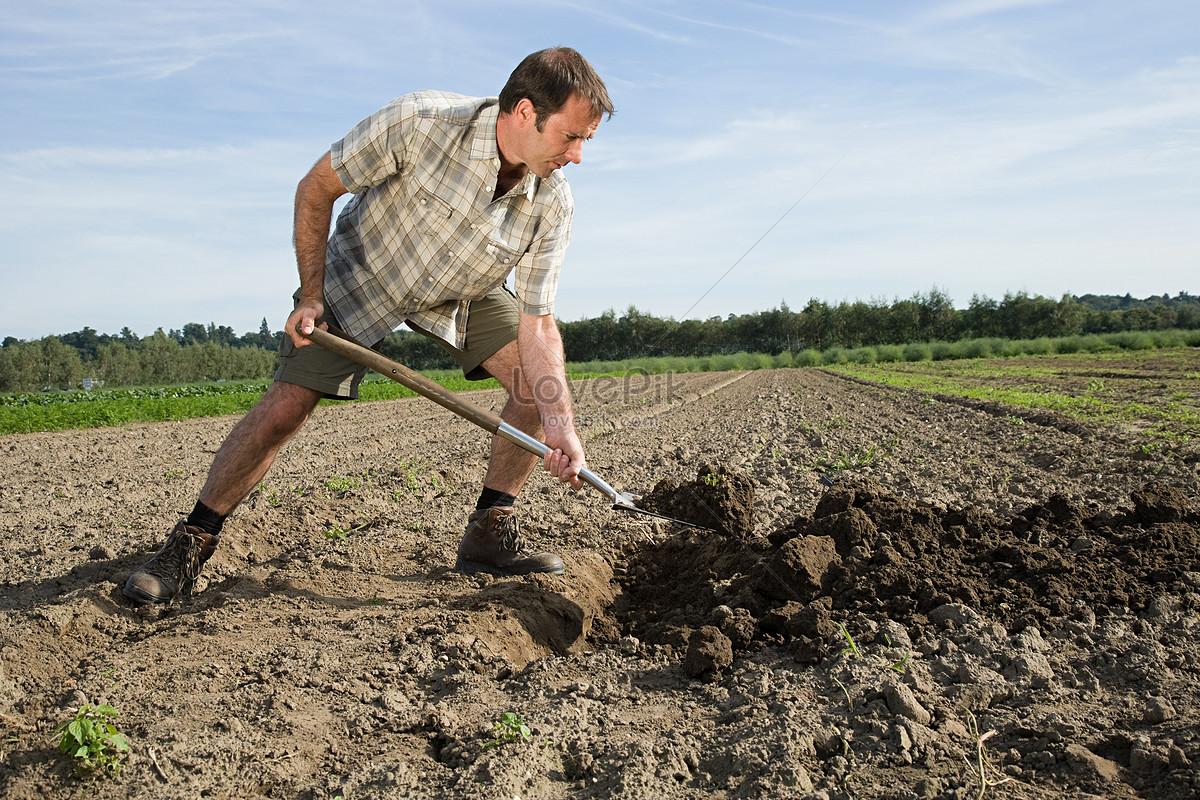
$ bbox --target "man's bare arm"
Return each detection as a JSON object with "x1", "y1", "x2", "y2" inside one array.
[
  {"x1": 286, "y1": 151, "x2": 348, "y2": 347},
  {"x1": 517, "y1": 311, "x2": 586, "y2": 488}
]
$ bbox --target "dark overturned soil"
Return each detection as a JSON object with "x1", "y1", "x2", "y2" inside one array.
[
  {"x1": 618, "y1": 474, "x2": 1200, "y2": 798},
  {"x1": 3, "y1": 367, "x2": 1200, "y2": 799}
]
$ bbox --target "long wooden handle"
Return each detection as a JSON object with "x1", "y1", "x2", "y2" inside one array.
[{"x1": 303, "y1": 326, "x2": 503, "y2": 433}]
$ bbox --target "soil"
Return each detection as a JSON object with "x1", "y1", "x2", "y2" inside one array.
[{"x1": 2, "y1": 367, "x2": 1199, "y2": 799}]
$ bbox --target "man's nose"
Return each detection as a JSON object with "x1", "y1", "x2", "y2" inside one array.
[{"x1": 566, "y1": 139, "x2": 584, "y2": 165}]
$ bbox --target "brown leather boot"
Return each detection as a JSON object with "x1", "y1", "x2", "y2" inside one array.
[
  {"x1": 455, "y1": 507, "x2": 564, "y2": 576},
  {"x1": 122, "y1": 521, "x2": 220, "y2": 604}
]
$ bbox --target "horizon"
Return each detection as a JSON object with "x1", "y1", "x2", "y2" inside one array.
[
  {"x1": 7, "y1": 286, "x2": 1195, "y2": 342},
  {"x1": 2, "y1": 1, "x2": 1197, "y2": 339}
]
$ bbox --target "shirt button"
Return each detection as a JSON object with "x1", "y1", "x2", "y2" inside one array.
[{"x1": 448, "y1": 251, "x2": 455, "y2": 258}]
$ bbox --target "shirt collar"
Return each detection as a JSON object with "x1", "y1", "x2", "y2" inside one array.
[
  {"x1": 472, "y1": 101, "x2": 541, "y2": 203},
  {"x1": 470, "y1": 102, "x2": 500, "y2": 161}
]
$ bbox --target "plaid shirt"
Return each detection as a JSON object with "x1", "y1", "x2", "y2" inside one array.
[{"x1": 324, "y1": 91, "x2": 573, "y2": 348}]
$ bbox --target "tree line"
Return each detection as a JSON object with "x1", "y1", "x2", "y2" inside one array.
[{"x1": 2, "y1": 291, "x2": 1197, "y2": 392}]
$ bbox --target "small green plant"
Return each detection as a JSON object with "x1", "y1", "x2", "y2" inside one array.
[
  {"x1": 54, "y1": 704, "x2": 130, "y2": 778},
  {"x1": 822, "y1": 446, "x2": 878, "y2": 474},
  {"x1": 324, "y1": 475, "x2": 359, "y2": 496},
  {"x1": 264, "y1": 487, "x2": 282, "y2": 507},
  {"x1": 484, "y1": 712, "x2": 532, "y2": 750},
  {"x1": 162, "y1": 469, "x2": 185, "y2": 480},
  {"x1": 325, "y1": 521, "x2": 369, "y2": 540},
  {"x1": 889, "y1": 653, "x2": 912, "y2": 673},
  {"x1": 394, "y1": 461, "x2": 421, "y2": 494},
  {"x1": 701, "y1": 471, "x2": 726, "y2": 487},
  {"x1": 837, "y1": 623, "x2": 861, "y2": 658}
]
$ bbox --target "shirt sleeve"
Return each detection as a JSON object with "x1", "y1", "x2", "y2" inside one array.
[
  {"x1": 330, "y1": 96, "x2": 414, "y2": 193},
  {"x1": 514, "y1": 200, "x2": 572, "y2": 316}
]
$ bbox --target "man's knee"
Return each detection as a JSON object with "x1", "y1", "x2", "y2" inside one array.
[{"x1": 254, "y1": 382, "x2": 320, "y2": 440}]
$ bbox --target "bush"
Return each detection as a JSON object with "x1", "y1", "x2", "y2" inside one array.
[
  {"x1": 874, "y1": 345, "x2": 903, "y2": 363},
  {"x1": 930, "y1": 341, "x2": 957, "y2": 361},
  {"x1": 1021, "y1": 337, "x2": 1054, "y2": 356},
  {"x1": 960, "y1": 338, "x2": 992, "y2": 359},
  {"x1": 793, "y1": 349, "x2": 823, "y2": 367},
  {"x1": 821, "y1": 347, "x2": 849, "y2": 365},
  {"x1": 903, "y1": 343, "x2": 931, "y2": 362},
  {"x1": 847, "y1": 347, "x2": 877, "y2": 364}
]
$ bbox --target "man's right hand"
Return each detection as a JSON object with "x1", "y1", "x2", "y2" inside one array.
[{"x1": 285, "y1": 298, "x2": 327, "y2": 348}]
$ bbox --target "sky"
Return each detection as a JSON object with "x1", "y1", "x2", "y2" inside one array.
[{"x1": 1, "y1": 0, "x2": 1197, "y2": 340}]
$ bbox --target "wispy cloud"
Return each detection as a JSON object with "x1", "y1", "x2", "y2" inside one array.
[
  {"x1": 641, "y1": 6, "x2": 809, "y2": 47},
  {"x1": 1, "y1": 6, "x2": 292, "y2": 84},
  {"x1": 917, "y1": 0, "x2": 1066, "y2": 27},
  {"x1": 539, "y1": 1, "x2": 691, "y2": 44}
]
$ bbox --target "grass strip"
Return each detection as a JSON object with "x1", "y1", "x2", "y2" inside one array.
[
  {"x1": 0, "y1": 369, "x2": 648, "y2": 435},
  {"x1": 829, "y1": 363, "x2": 1199, "y2": 440}
]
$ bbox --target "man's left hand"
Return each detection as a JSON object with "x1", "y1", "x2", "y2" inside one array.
[{"x1": 543, "y1": 422, "x2": 585, "y2": 490}]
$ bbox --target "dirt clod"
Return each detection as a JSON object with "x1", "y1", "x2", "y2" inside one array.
[
  {"x1": 640, "y1": 463, "x2": 755, "y2": 534},
  {"x1": 683, "y1": 626, "x2": 733, "y2": 679}
]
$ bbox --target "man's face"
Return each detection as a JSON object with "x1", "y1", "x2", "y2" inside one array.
[{"x1": 520, "y1": 93, "x2": 601, "y2": 179}]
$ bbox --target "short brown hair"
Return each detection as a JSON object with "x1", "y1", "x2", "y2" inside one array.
[{"x1": 498, "y1": 47, "x2": 614, "y2": 131}]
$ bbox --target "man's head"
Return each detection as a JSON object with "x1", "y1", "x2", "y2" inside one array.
[
  {"x1": 496, "y1": 47, "x2": 614, "y2": 179},
  {"x1": 499, "y1": 47, "x2": 614, "y2": 131}
]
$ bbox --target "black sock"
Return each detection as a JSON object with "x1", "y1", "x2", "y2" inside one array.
[
  {"x1": 475, "y1": 487, "x2": 517, "y2": 511},
  {"x1": 186, "y1": 501, "x2": 226, "y2": 535}
]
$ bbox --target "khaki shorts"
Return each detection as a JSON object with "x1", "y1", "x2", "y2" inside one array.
[{"x1": 274, "y1": 286, "x2": 519, "y2": 399}]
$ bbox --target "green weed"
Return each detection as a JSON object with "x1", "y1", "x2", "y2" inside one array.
[
  {"x1": 822, "y1": 446, "x2": 878, "y2": 473},
  {"x1": 483, "y1": 712, "x2": 532, "y2": 750},
  {"x1": 701, "y1": 471, "x2": 727, "y2": 487},
  {"x1": 837, "y1": 624, "x2": 861, "y2": 658},
  {"x1": 324, "y1": 521, "x2": 369, "y2": 540},
  {"x1": 324, "y1": 475, "x2": 359, "y2": 497},
  {"x1": 54, "y1": 704, "x2": 130, "y2": 778}
]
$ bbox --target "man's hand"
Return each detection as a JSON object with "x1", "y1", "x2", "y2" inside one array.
[
  {"x1": 542, "y1": 418, "x2": 586, "y2": 490},
  {"x1": 285, "y1": 297, "x2": 328, "y2": 347}
]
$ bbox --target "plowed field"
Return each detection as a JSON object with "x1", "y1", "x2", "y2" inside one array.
[{"x1": 2, "y1": 361, "x2": 1198, "y2": 799}]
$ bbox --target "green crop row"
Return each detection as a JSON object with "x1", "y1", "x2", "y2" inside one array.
[
  {"x1": 794, "y1": 329, "x2": 1200, "y2": 367},
  {"x1": 0, "y1": 368, "x2": 653, "y2": 434}
]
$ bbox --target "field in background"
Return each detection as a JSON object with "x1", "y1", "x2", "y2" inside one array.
[
  {"x1": 3, "y1": 332, "x2": 1198, "y2": 435},
  {"x1": 828, "y1": 347, "x2": 1200, "y2": 445}
]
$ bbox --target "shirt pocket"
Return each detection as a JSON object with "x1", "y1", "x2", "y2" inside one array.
[{"x1": 410, "y1": 186, "x2": 455, "y2": 241}]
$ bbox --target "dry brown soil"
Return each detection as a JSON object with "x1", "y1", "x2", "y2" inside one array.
[{"x1": 2, "y1": 367, "x2": 1199, "y2": 799}]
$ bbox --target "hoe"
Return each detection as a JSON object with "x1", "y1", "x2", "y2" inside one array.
[{"x1": 303, "y1": 326, "x2": 703, "y2": 529}]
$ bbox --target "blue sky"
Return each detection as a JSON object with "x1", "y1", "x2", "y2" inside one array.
[{"x1": 1, "y1": 0, "x2": 1197, "y2": 339}]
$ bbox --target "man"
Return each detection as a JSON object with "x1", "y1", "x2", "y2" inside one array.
[{"x1": 122, "y1": 47, "x2": 614, "y2": 604}]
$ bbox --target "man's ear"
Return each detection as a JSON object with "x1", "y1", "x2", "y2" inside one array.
[{"x1": 514, "y1": 98, "x2": 536, "y2": 127}]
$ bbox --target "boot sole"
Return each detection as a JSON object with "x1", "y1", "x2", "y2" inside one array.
[
  {"x1": 122, "y1": 579, "x2": 172, "y2": 605},
  {"x1": 454, "y1": 558, "x2": 565, "y2": 577}
]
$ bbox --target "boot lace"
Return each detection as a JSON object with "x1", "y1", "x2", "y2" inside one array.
[
  {"x1": 494, "y1": 513, "x2": 529, "y2": 555},
  {"x1": 150, "y1": 525, "x2": 207, "y2": 600}
]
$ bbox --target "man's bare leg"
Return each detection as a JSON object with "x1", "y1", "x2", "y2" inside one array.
[
  {"x1": 123, "y1": 381, "x2": 321, "y2": 603},
  {"x1": 455, "y1": 340, "x2": 564, "y2": 575},
  {"x1": 478, "y1": 340, "x2": 542, "y2": 496},
  {"x1": 199, "y1": 381, "x2": 323, "y2": 514}
]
